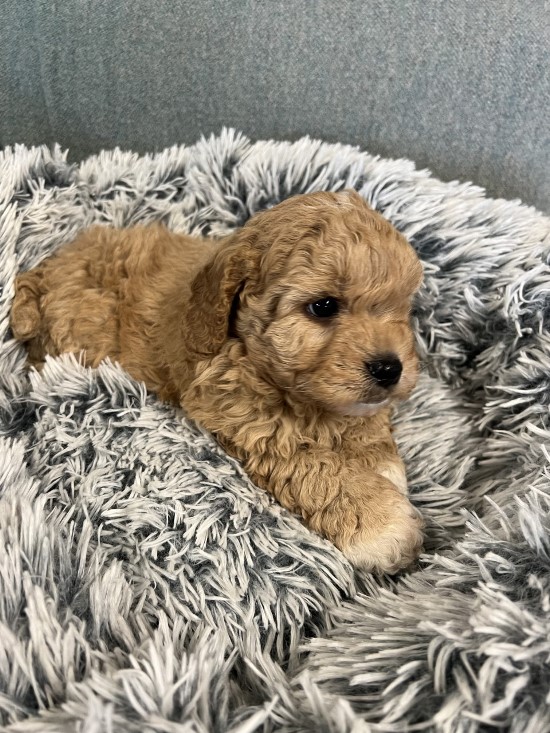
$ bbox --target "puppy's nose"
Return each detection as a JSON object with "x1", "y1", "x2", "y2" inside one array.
[{"x1": 366, "y1": 356, "x2": 402, "y2": 388}]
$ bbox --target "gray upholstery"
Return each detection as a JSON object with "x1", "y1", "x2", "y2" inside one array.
[{"x1": 1, "y1": 0, "x2": 549, "y2": 212}]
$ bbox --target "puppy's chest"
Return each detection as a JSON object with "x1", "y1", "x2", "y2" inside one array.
[
  {"x1": 296, "y1": 414, "x2": 392, "y2": 457},
  {"x1": 184, "y1": 347, "x2": 392, "y2": 461},
  {"x1": 209, "y1": 396, "x2": 390, "y2": 462}
]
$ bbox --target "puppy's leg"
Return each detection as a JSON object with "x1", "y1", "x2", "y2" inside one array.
[
  {"x1": 310, "y1": 464, "x2": 423, "y2": 573},
  {"x1": 184, "y1": 372, "x2": 422, "y2": 573},
  {"x1": 11, "y1": 270, "x2": 43, "y2": 342},
  {"x1": 256, "y1": 453, "x2": 423, "y2": 574},
  {"x1": 10, "y1": 267, "x2": 57, "y2": 367},
  {"x1": 11, "y1": 264, "x2": 120, "y2": 369}
]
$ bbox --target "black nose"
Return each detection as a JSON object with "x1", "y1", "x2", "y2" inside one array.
[{"x1": 366, "y1": 356, "x2": 402, "y2": 388}]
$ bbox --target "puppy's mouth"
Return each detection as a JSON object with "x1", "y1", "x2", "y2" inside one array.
[{"x1": 336, "y1": 399, "x2": 390, "y2": 418}]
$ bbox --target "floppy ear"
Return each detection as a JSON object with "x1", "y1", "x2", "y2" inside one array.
[{"x1": 183, "y1": 230, "x2": 261, "y2": 359}]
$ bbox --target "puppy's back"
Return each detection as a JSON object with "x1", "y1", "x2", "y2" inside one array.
[{"x1": 10, "y1": 224, "x2": 216, "y2": 400}]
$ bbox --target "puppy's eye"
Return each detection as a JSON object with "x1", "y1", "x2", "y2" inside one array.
[{"x1": 306, "y1": 297, "x2": 340, "y2": 318}]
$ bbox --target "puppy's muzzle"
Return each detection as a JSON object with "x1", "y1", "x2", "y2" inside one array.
[{"x1": 365, "y1": 355, "x2": 402, "y2": 388}]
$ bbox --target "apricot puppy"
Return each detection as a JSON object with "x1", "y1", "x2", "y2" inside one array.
[{"x1": 10, "y1": 190, "x2": 424, "y2": 573}]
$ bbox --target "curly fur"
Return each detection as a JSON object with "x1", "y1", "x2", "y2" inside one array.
[{"x1": 10, "y1": 189, "x2": 424, "y2": 573}]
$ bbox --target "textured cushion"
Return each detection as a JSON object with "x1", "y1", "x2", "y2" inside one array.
[{"x1": 1, "y1": 130, "x2": 549, "y2": 731}]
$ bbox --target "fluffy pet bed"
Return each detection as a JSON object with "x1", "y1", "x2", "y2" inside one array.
[{"x1": 1, "y1": 130, "x2": 549, "y2": 733}]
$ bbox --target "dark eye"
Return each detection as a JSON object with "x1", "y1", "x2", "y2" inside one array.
[{"x1": 306, "y1": 297, "x2": 340, "y2": 318}]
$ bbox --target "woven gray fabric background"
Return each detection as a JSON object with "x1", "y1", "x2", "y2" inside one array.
[
  {"x1": 1, "y1": 1, "x2": 549, "y2": 212},
  {"x1": 1, "y1": 130, "x2": 550, "y2": 731}
]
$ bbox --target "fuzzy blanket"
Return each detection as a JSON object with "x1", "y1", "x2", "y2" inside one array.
[{"x1": 1, "y1": 130, "x2": 549, "y2": 733}]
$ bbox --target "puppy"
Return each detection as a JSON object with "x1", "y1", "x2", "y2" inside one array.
[{"x1": 10, "y1": 190, "x2": 424, "y2": 573}]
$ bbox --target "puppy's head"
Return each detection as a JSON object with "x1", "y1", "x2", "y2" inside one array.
[{"x1": 186, "y1": 190, "x2": 423, "y2": 417}]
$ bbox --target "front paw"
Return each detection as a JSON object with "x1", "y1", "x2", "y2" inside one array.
[{"x1": 339, "y1": 492, "x2": 424, "y2": 574}]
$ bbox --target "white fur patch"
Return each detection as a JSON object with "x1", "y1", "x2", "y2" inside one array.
[
  {"x1": 343, "y1": 499, "x2": 423, "y2": 574},
  {"x1": 342, "y1": 399, "x2": 389, "y2": 417},
  {"x1": 379, "y1": 461, "x2": 408, "y2": 494}
]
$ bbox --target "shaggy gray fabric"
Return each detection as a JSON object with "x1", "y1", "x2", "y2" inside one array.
[{"x1": 1, "y1": 129, "x2": 549, "y2": 732}]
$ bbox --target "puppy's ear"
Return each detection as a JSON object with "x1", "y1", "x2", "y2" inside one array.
[{"x1": 184, "y1": 230, "x2": 260, "y2": 359}]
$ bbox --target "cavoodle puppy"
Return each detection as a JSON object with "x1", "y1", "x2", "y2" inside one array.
[{"x1": 10, "y1": 190, "x2": 424, "y2": 573}]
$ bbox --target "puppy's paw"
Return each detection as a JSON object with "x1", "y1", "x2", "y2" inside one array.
[{"x1": 341, "y1": 495, "x2": 424, "y2": 574}]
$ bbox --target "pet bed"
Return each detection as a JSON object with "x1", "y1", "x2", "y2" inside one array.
[{"x1": 1, "y1": 129, "x2": 549, "y2": 732}]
